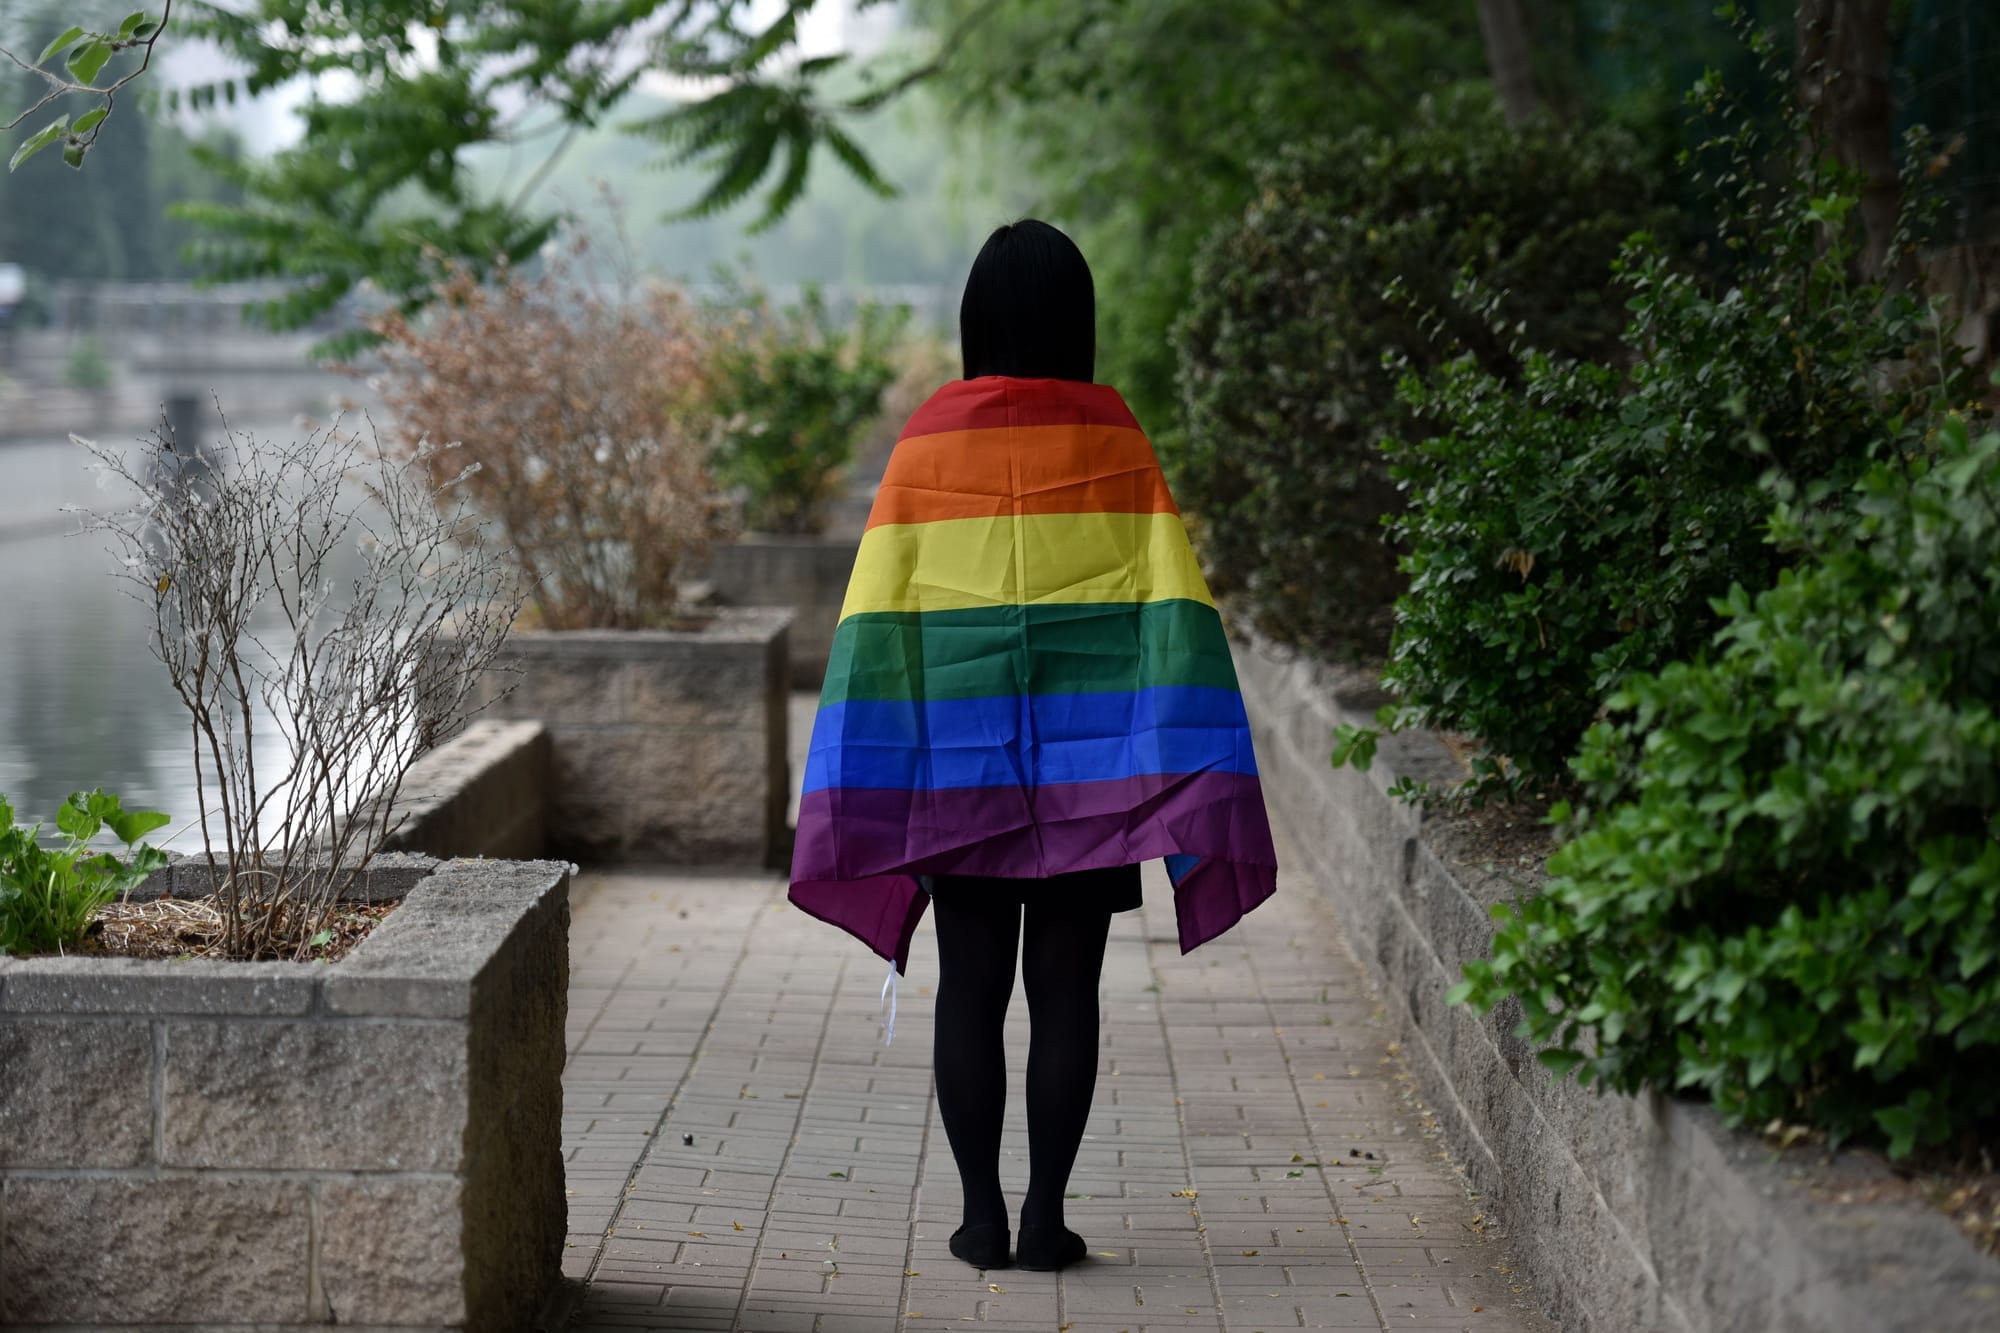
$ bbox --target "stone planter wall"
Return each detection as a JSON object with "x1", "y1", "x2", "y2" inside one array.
[
  {"x1": 705, "y1": 534, "x2": 858, "y2": 688},
  {"x1": 127, "y1": 851, "x2": 442, "y2": 904},
  {"x1": 464, "y1": 608, "x2": 792, "y2": 867},
  {"x1": 1233, "y1": 631, "x2": 2000, "y2": 1333},
  {"x1": 379, "y1": 719, "x2": 552, "y2": 860},
  {"x1": 0, "y1": 857, "x2": 572, "y2": 1330}
]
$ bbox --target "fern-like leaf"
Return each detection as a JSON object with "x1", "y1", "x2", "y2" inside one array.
[
  {"x1": 747, "y1": 119, "x2": 813, "y2": 234},
  {"x1": 820, "y1": 121, "x2": 897, "y2": 200}
]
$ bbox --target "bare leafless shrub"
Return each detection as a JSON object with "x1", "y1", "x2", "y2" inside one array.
[
  {"x1": 368, "y1": 235, "x2": 734, "y2": 629},
  {"x1": 75, "y1": 414, "x2": 524, "y2": 960}
]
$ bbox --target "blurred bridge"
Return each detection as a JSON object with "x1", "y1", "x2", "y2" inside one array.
[
  {"x1": 0, "y1": 282, "x2": 360, "y2": 442},
  {"x1": 0, "y1": 279, "x2": 957, "y2": 443}
]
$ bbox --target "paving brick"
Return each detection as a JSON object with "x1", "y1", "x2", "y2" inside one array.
[{"x1": 550, "y1": 707, "x2": 1553, "y2": 1331}]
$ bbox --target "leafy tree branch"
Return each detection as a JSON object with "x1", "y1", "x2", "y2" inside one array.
[
  {"x1": 4, "y1": 1, "x2": 172, "y2": 170},
  {"x1": 155, "y1": 1, "x2": 924, "y2": 351}
]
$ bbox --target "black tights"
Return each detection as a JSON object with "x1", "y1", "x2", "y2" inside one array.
[{"x1": 931, "y1": 894, "x2": 1112, "y2": 1235}]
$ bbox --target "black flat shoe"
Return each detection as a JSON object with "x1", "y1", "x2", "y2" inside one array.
[
  {"x1": 1014, "y1": 1225, "x2": 1088, "y2": 1272},
  {"x1": 948, "y1": 1221, "x2": 1012, "y2": 1270}
]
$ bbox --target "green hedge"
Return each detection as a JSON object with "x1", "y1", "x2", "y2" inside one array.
[
  {"x1": 1375, "y1": 78, "x2": 1973, "y2": 788},
  {"x1": 1456, "y1": 420, "x2": 2000, "y2": 1156},
  {"x1": 1171, "y1": 89, "x2": 1656, "y2": 655}
]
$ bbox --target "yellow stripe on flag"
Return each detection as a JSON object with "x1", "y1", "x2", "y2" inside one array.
[{"x1": 840, "y1": 510, "x2": 1215, "y2": 620}]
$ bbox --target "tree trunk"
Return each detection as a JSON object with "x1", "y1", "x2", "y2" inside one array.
[
  {"x1": 1478, "y1": 0, "x2": 1540, "y2": 126},
  {"x1": 1795, "y1": 0, "x2": 1909, "y2": 283}
]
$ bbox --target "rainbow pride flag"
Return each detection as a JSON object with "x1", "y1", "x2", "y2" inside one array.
[{"x1": 788, "y1": 376, "x2": 1278, "y2": 970}]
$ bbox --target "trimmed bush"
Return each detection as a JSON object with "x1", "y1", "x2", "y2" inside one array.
[
  {"x1": 1456, "y1": 420, "x2": 2000, "y2": 1157},
  {"x1": 709, "y1": 282, "x2": 908, "y2": 536},
  {"x1": 1375, "y1": 80, "x2": 1972, "y2": 787},
  {"x1": 1171, "y1": 89, "x2": 1656, "y2": 655}
]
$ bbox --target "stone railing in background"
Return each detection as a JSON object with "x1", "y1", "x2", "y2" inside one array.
[
  {"x1": 705, "y1": 534, "x2": 858, "y2": 688},
  {"x1": 1233, "y1": 629, "x2": 2000, "y2": 1333},
  {"x1": 0, "y1": 858, "x2": 572, "y2": 1330},
  {"x1": 462, "y1": 608, "x2": 793, "y2": 867}
]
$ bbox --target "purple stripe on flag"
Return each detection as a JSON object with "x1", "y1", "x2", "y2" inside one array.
[
  {"x1": 789, "y1": 770, "x2": 1277, "y2": 967},
  {"x1": 788, "y1": 873, "x2": 930, "y2": 975},
  {"x1": 1170, "y1": 854, "x2": 1278, "y2": 956},
  {"x1": 793, "y1": 770, "x2": 1274, "y2": 882}
]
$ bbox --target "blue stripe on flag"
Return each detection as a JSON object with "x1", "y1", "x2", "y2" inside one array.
[{"x1": 802, "y1": 685, "x2": 1257, "y2": 794}]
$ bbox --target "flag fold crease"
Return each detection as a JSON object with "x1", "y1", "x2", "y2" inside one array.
[{"x1": 788, "y1": 376, "x2": 1278, "y2": 969}]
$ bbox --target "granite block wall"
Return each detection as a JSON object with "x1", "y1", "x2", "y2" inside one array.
[
  {"x1": 705, "y1": 534, "x2": 858, "y2": 689},
  {"x1": 0, "y1": 859, "x2": 572, "y2": 1330},
  {"x1": 1233, "y1": 631, "x2": 2000, "y2": 1333},
  {"x1": 463, "y1": 609, "x2": 792, "y2": 867}
]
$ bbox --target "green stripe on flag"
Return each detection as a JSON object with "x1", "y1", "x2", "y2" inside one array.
[{"x1": 822, "y1": 599, "x2": 1238, "y2": 705}]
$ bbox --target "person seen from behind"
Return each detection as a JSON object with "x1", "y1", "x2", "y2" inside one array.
[{"x1": 788, "y1": 219, "x2": 1279, "y2": 1272}]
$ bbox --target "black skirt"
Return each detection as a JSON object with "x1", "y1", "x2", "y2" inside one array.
[{"x1": 922, "y1": 862, "x2": 1143, "y2": 914}]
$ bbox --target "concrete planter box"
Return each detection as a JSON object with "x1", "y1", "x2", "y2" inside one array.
[
  {"x1": 379, "y1": 719, "x2": 553, "y2": 861},
  {"x1": 464, "y1": 607, "x2": 793, "y2": 866},
  {"x1": 0, "y1": 857, "x2": 572, "y2": 1330},
  {"x1": 706, "y1": 533, "x2": 858, "y2": 688},
  {"x1": 1233, "y1": 629, "x2": 2000, "y2": 1333}
]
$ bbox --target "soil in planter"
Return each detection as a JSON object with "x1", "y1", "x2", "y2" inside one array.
[
  {"x1": 1934, "y1": 1171, "x2": 2000, "y2": 1259},
  {"x1": 1776, "y1": 1129, "x2": 2000, "y2": 1261},
  {"x1": 69, "y1": 897, "x2": 398, "y2": 963},
  {"x1": 1429, "y1": 789, "x2": 1558, "y2": 870}
]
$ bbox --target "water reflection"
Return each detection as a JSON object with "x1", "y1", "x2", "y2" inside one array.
[{"x1": 0, "y1": 425, "x2": 308, "y2": 848}]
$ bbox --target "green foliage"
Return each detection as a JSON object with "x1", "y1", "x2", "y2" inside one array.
[
  {"x1": 0, "y1": 2, "x2": 249, "y2": 286},
  {"x1": 156, "y1": 1, "x2": 902, "y2": 352},
  {"x1": 920, "y1": 0, "x2": 1480, "y2": 446},
  {"x1": 63, "y1": 333, "x2": 110, "y2": 389},
  {"x1": 4, "y1": 3, "x2": 162, "y2": 174},
  {"x1": 708, "y1": 281, "x2": 907, "y2": 535},
  {"x1": 1173, "y1": 91, "x2": 1656, "y2": 655},
  {"x1": 0, "y1": 789, "x2": 167, "y2": 955},
  {"x1": 629, "y1": 20, "x2": 893, "y2": 233},
  {"x1": 1376, "y1": 75, "x2": 1973, "y2": 787},
  {"x1": 461, "y1": 82, "x2": 1017, "y2": 292},
  {"x1": 1453, "y1": 420, "x2": 2000, "y2": 1157}
]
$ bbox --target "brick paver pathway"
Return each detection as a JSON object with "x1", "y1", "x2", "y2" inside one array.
[{"x1": 557, "y1": 840, "x2": 1551, "y2": 1332}]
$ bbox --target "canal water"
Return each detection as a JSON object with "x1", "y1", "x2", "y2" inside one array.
[{"x1": 0, "y1": 423, "x2": 305, "y2": 849}]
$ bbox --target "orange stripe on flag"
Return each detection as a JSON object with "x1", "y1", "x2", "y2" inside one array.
[{"x1": 866, "y1": 423, "x2": 1179, "y2": 530}]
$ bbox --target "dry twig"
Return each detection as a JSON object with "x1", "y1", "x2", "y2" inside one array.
[{"x1": 73, "y1": 412, "x2": 524, "y2": 960}]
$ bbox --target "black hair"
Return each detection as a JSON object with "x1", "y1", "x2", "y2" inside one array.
[{"x1": 958, "y1": 218, "x2": 1096, "y2": 383}]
